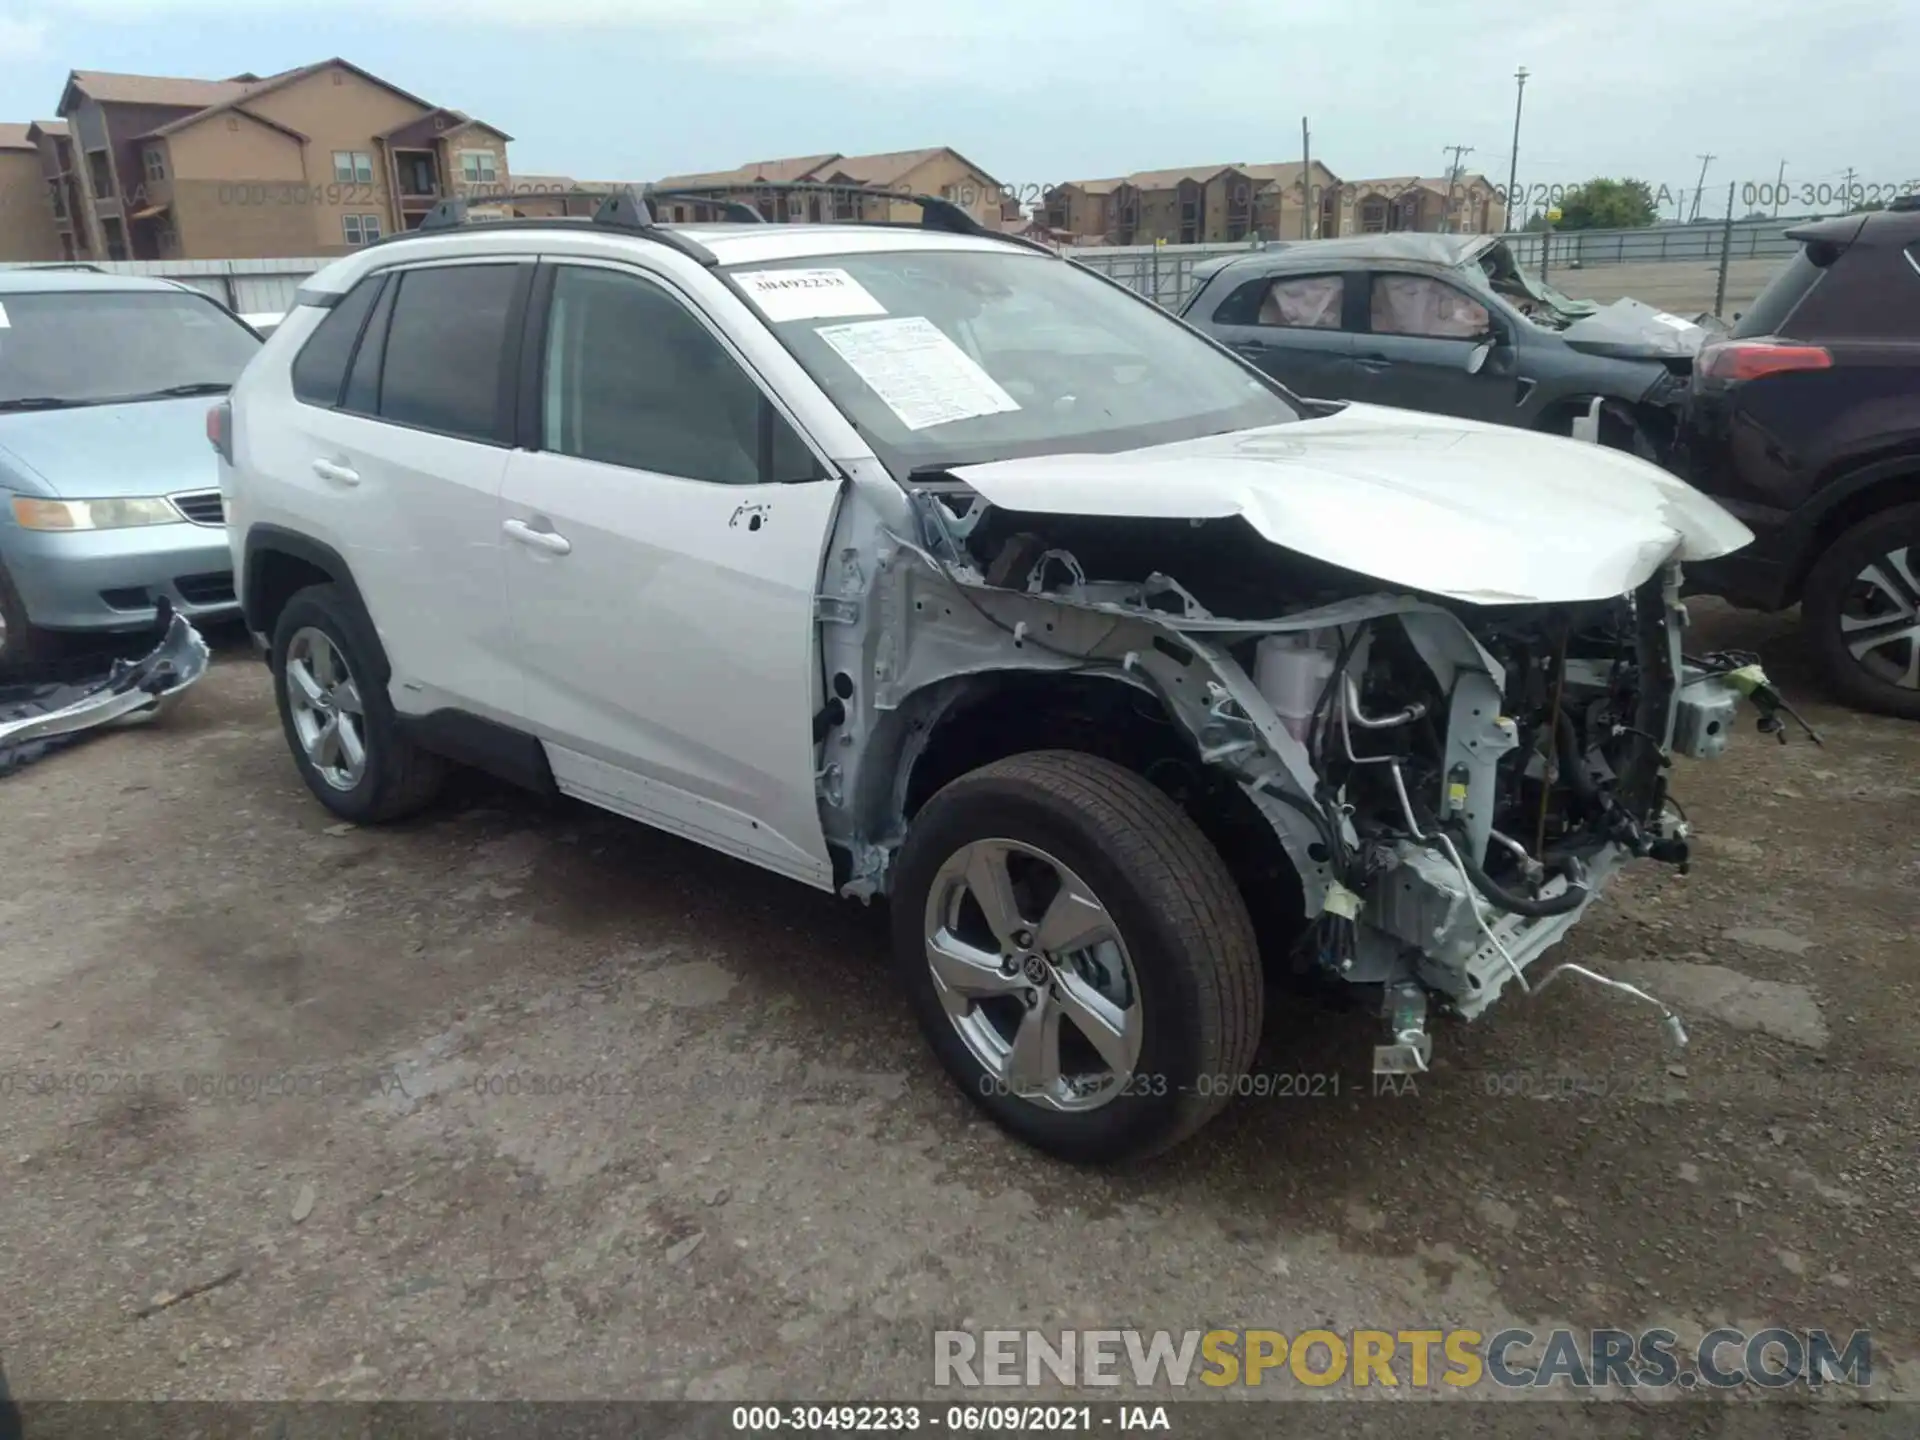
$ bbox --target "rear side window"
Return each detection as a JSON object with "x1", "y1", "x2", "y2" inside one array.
[
  {"x1": 290, "y1": 276, "x2": 382, "y2": 406},
  {"x1": 378, "y1": 264, "x2": 522, "y2": 443},
  {"x1": 1732, "y1": 249, "x2": 1827, "y2": 338},
  {"x1": 1785, "y1": 239, "x2": 1920, "y2": 341}
]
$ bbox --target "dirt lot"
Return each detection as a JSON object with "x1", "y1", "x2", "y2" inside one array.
[
  {"x1": 1, "y1": 603, "x2": 1915, "y2": 1424},
  {"x1": 1547, "y1": 257, "x2": 1780, "y2": 318}
]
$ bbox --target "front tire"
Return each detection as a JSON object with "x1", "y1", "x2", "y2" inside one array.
[
  {"x1": 891, "y1": 751, "x2": 1263, "y2": 1164},
  {"x1": 271, "y1": 583, "x2": 447, "y2": 822},
  {"x1": 1802, "y1": 504, "x2": 1920, "y2": 721},
  {"x1": 0, "y1": 559, "x2": 61, "y2": 680}
]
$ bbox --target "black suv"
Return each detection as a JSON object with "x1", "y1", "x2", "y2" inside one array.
[{"x1": 1683, "y1": 201, "x2": 1920, "y2": 718}]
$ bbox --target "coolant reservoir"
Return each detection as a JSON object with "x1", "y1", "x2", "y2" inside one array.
[{"x1": 1255, "y1": 635, "x2": 1337, "y2": 744}]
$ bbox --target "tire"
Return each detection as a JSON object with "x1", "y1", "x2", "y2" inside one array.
[
  {"x1": 891, "y1": 750, "x2": 1263, "y2": 1164},
  {"x1": 1802, "y1": 503, "x2": 1920, "y2": 721},
  {"x1": 0, "y1": 559, "x2": 62, "y2": 680},
  {"x1": 270, "y1": 583, "x2": 447, "y2": 822}
]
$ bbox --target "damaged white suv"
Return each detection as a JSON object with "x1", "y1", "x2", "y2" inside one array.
[{"x1": 221, "y1": 190, "x2": 1775, "y2": 1162}]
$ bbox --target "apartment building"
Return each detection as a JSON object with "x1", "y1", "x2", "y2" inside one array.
[
  {"x1": 0, "y1": 123, "x2": 68, "y2": 261},
  {"x1": 652, "y1": 148, "x2": 1008, "y2": 231},
  {"x1": 1341, "y1": 172, "x2": 1507, "y2": 235},
  {"x1": 1043, "y1": 161, "x2": 1344, "y2": 246},
  {"x1": 35, "y1": 59, "x2": 514, "y2": 261}
]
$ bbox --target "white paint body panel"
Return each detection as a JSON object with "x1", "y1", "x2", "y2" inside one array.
[
  {"x1": 953, "y1": 403, "x2": 1754, "y2": 605},
  {"x1": 501, "y1": 449, "x2": 843, "y2": 889}
]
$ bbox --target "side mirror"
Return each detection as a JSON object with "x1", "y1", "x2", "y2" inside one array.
[{"x1": 1466, "y1": 337, "x2": 1495, "y2": 375}]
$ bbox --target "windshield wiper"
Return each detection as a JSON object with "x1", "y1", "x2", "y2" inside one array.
[
  {"x1": 0, "y1": 396, "x2": 91, "y2": 412},
  {"x1": 127, "y1": 381, "x2": 234, "y2": 399}
]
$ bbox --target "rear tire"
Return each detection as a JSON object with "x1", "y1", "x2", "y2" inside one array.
[
  {"x1": 891, "y1": 751, "x2": 1263, "y2": 1164},
  {"x1": 271, "y1": 583, "x2": 448, "y2": 822},
  {"x1": 1802, "y1": 503, "x2": 1920, "y2": 721}
]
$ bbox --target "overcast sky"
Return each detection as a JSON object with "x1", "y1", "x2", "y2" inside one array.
[{"x1": 2, "y1": 0, "x2": 1909, "y2": 216}]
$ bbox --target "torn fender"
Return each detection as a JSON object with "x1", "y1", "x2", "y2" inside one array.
[
  {"x1": 950, "y1": 406, "x2": 1753, "y2": 605},
  {"x1": 0, "y1": 607, "x2": 211, "y2": 776}
]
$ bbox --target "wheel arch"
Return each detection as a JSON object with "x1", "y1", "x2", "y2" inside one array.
[
  {"x1": 241, "y1": 525, "x2": 388, "y2": 683},
  {"x1": 855, "y1": 666, "x2": 1308, "y2": 955},
  {"x1": 1778, "y1": 455, "x2": 1920, "y2": 606}
]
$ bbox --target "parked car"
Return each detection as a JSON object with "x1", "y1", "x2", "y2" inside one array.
[
  {"x1": 0, "y1": 270, "x2": 261, "y2": 674},
  {"x1": 1179, "y1": 234, "x2": 1704, "y2": 462},
  {"x1": 1680, "y1": 202, "x2": 1920, "y2": 719},
  {"x1": 222, "y1": 192, "x2": 1771, "y2": 1163}
]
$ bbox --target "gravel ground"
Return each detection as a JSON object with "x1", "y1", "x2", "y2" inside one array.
[
  {"x1": 0, "y1": 601, "x2": 1915, "y2": 1425},
  {"x1": 1544, "y1": 257, "x2": 1781, "y2": 318}
]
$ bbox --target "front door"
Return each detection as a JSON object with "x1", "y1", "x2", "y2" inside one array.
[
  {"x1": 501, "y1": 261, "x2": 843, "y2": 889},
  {"x1": 1353, "y1": 270, "x2": 1508, "y2": 420}
]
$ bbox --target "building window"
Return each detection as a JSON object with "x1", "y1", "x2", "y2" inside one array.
[
  {"x1": 47, "y1": 180, "x2": 67, "y2": 219},
  {"x1": 459, "y1": 151, "x2": 498, "y2": 184},
  {"x1": 86, "y1": 148, "x2": 115, "y2": 199},
  {"x1": 143, "y1": 146, "x2": 168, "y2": 182},
  {"x1": 101, "y1": 216, "x2": 128, "y2": 260},
  {"x1": 342, "y1": 213, "x2": 383, "y2": 246},
  {"x1": 332, "y1": 151, "x2": 375, "y2": 184}
]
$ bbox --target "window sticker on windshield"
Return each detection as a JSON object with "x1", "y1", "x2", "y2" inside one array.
[
  {"x1": 0, "y1": 302, "x2": 9, "y2": 329},
  {"x1": 735, "y1": 268, "x2": 888, "y2": 322},
  {"x1": 815, "y1": 316, "x2": 1022, "y2": 431},
  {"x1": 1651, "y1": 311, "x2": 1699, "y2": 331}
]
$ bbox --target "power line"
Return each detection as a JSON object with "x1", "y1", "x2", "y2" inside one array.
[
  {"x1": 1688, "y1": 153, "x2": 1716, "y2": 223},
  {"x1": 1442, "y1": 143, "x2": 1475, "y2": 232}
]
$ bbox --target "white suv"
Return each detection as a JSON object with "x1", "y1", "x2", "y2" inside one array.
[{"x1": 220, "y1": 189, "x2": 1769, "y2": 1163}]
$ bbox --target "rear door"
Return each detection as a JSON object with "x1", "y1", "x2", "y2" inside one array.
[
  {"x1": 1353, "y1": 270, "x2": 1505, "y2": 419},
  {"x1": 260, "y1": 259, "x2": 529, "y2": 720},
  {"x1": 500, "y1": 259, "x2": 843, "y2": 890},
  {"x1": 1200, "y1": 270, "x2": 1360, "y2": 399}
]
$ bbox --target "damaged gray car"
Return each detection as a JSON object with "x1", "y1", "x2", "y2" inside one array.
[
  {"x1": 1181, "y1": 232, "x2": 1718, "y2": 465},
  {"x1": 228, "y1": 193, "x2": 1788, "y2": 1163}
]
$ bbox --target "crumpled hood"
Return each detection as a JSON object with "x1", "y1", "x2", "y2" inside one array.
[
  {"x1": 0, "y1": 396, "x2": 222, "y2": 499},
  {"x1": 949, "y1": 404, "x2": 1753, "y2": 605},
  {"x1": 1560, "y1": 297, "x2": 1713, "y2": 361}
]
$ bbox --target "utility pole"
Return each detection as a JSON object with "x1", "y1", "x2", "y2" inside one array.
[
  {"x1": 1504, "y1": 67, "x2": 1528, "y2": 232},
  {"x1": 1771, "y1": 159, "x2": 1786, "y2": 217},
  {"x1": 1300, "y1": 116, "x2": 1313, "y2": 239},
  {"x1": 1688, "y1": 153, "x2": 1715, "y2": 223},
  {"x1": 1441, "y1": 144, "x2": 1474, "y2": 233},
  {"x1": 1840, "y1": 166, "x2": 1858, "y2": 211}
]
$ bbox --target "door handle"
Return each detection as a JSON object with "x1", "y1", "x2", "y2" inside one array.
[
  {"x1": 1229, "y1": 341, "x2": 1266, "y2": 356},
  {"x1": 311, "y1": 458, "x2": 360, "y2": 486},
  {"x1": 503, "y1": 517, "x2": 572, "y2": 556},
  {"x1": 1354, "y1": 354, "x2": 1393, "y2": 372}
]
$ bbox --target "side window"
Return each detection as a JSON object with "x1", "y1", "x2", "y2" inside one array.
[
  {"x1": 1369, "y1": 274, "x2": 1489, "y2": 339},
  {"x1": 341, "y1": 274, "x2": 397, "y2": 416},
  {"x1": 378, "y1": 264, "x2": 521, "y2": 443},
  {"x1": 290, "y1": 275, "x2": 383, "y2": 407},
  {"x1": 540, "y1": 265, "x2": 820, "y2": 485},
  {"x1": 1256, "y1": 274, "x2": 1343, "y2": 329}
]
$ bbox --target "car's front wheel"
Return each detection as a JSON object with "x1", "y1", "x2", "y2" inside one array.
[
  {"x1": 0, "y1": 559, "x2": 60, "y2": 680},
  {"x1": 891, "y1": 751, "x2": 1264, "y2": 1164},
  {"x1": 1802, "y1": 503, "x2": 1920, "y2": 721},
  {"x1": 271, "y1": 583, "x2": 447, "y2": 822}
]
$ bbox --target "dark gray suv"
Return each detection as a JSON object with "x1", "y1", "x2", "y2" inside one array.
[{"x1": 1179, "y1": 234, "x2": 1701, "y2": 462}]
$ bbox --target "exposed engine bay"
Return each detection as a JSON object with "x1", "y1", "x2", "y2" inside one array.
[{"x1": 816, "y1": 477, "x2": 1798, "y2": 1075}]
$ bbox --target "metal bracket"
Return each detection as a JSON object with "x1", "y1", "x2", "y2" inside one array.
[{"x1": 815, "y1": 595, "x2": 860, "y2": 625}]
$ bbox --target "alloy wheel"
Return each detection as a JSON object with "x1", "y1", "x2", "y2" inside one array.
[
  {"x1": 1839, "y1": 545, "x2": 1920, "y2": 691},
  {"x1": 922, "y1": 838, "x2": 1143, "y2": 1111},
  {"x1": 284, "y1": 626, "x2": 369, "y2": 791}
]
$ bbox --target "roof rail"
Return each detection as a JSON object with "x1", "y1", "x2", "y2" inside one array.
[
  {"x1": 32, "y1": 261, "x2": 106, "y2": 271},
  {"x1": 698, "y1": 181, "x2": 1055, "y2": 250},
  {"x1": 369, "y1": 187, "x2": 720, "y2": 266},
  {"x1": 644, "y1": 188, "x2": 765, "y2": 223}
]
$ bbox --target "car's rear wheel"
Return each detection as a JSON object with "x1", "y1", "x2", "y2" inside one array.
[
  {"x1": 1802, "y1": 504, "x2": 1920, "y2": 721},
  {"x1": 271, "y1": 583, "x2": 447, "y2": 821},
  {"x1": 0, "y1": 560, "x2": 61, "y2": 680},
  {"x1": 891, "y1": 751, "x2": 1263, "y2": 1164}
]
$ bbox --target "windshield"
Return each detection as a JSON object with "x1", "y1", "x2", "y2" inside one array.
[
  {"x1": 0, "y1": 289, "x2": 261, "y2": 408},
  {"x1": 726, "y1": 249, "x2": 1299, "y2": 475}
]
